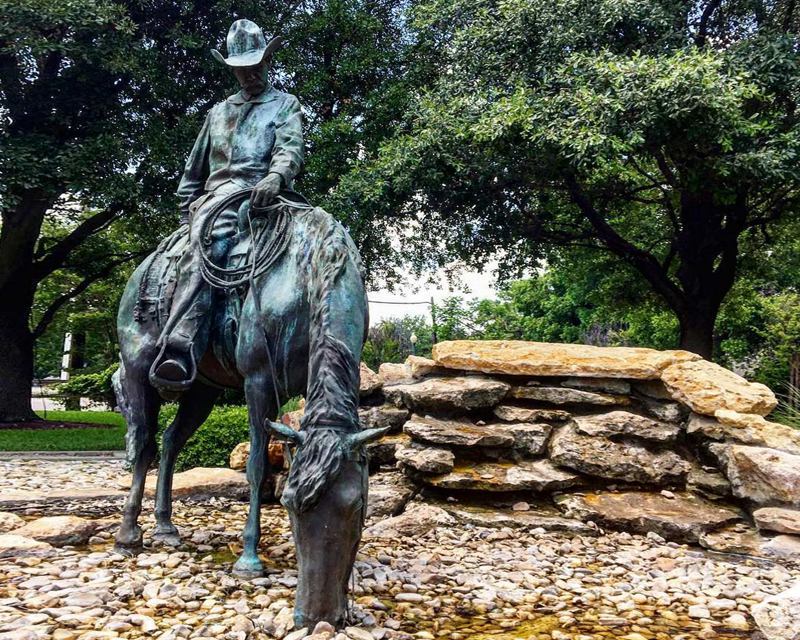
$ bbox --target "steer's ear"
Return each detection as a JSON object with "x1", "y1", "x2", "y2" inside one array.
[
  {"x1": 347, "y1": 426, "x2": 391, "y2": 450},
  {"x1": 264, "y1": 420, "x2": 305, "y2": 445}
]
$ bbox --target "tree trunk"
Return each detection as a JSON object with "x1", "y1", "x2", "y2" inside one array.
[
  {"x1": 0, "y1": 189, "x2": 52, "y2": 422},
  {"x1": 676, "y1": 305, "x2": 716, "y2": 359},
  {"x1": 0, "y1": 310, "x2": 37, "y2": 422}
]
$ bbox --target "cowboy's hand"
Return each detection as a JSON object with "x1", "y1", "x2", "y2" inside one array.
[{"x1": 250, "y1": 173, "x2": 283, "y2": 210}]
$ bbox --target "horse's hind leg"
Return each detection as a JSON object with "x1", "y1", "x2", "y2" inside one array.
[
  {"x1": 153, "y1": 381, "x2": 221, "y2": 545},
  {"x1": 233, "y1": 370, "x2": 278, "y2": 576},
  {"x1": 114, "y1": 365, "x2": 161, "y2": 555}
]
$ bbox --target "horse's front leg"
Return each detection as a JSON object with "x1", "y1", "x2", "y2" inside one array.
[
  {"x1": 153, "y1": 382, "x2": 220, "y2": 545},
  {"x1": 233, "y1": 370, "x2": 277, "y2": 576}
]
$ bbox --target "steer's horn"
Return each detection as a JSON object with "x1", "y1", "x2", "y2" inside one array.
[
  {"x1": 264, "y1": 420, "x2": 305, "y2": 445},
  {"x1": 347, "y1": 426, "x2": 391, "y2": 449}
]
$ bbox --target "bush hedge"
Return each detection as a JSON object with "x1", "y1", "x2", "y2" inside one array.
[
  {"x1": 157, "y1": 397, "x2": 301, "y2": 472},
  {"x1": 158, "y1": 404, "x2": 249, "y2": 472}
]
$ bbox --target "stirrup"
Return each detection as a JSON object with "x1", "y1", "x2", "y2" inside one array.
[{"x1": 149, "y1": 341, "x2": 197, "y2": 393}]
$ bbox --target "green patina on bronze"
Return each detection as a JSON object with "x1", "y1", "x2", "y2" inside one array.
[{"x1": 112, "y1": 19, "x2": 386, "y2": 630}]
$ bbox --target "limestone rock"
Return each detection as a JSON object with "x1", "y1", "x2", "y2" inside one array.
[
  {"x1": 562, "y1": 377, "x2": 631, "y2": 395},
  {"x1": 403, "y1": 414, "x2": 551, "y2": 454},
  {"x1": 761, "y1": 534, "x2": 800, "y2": 559},
  {"x1": 695, "y1": 410, "x2": 800, "y2": 456},
  {"x1": 367, "y1": 472, "x2": 416, "y2": 519},
  {"x1": 12, "y1": 515, "x2": 100, "y2": 547},
  {"x1": 660, "y1": 360, "x2": 777, "y2": 417},
  {"x1": 358, "y1": 405, "x2": 410, "y2": 432},
  {"x1": 229, "y1": 442, "x2": 249, "y2": 471},
  {"x1": 432, "y1": 340, "x2": 699, "y2": 379},
  {"x1": 227, "y1": 438, "x2": 284, "y2": 471},
  {"x1": 549, "y1": 423, "x2": 690, "y2": 485},
  {"x1": 385, "y1": 376, "x2": 509, "y2": 411},
  {"x1": 635, "y1": 396, "x2": 687, "y2": 423},
  {"x1": 493, "y1": 405, "x2": 571, "y2": 423},
  {"x1": 501, "y1": 422, "x2": 553, "y2": 456},
  {"x1": 405, "y1": 355, "x2": 449, "y2": 378},
  {"x1": 378, "y1": 362, "x2": 413, "y2": 386},
  {"x1": 754, "y1": 507, "x2": 800, "y2": 535},
  {"x1": 405, "y1": 415, "x2": 514, "y2": 448},
  {"x1": 360, "y1": 362, "x2": 382, "y2": 398},
  {"x1": 395, "y1": 443, "x2": 455, "y2": 474},
  {"x1": 632, "y1": 380, "x2": 673, "y2": 400},
  {"x1": 0, "y1": 512, "x2": 25, "y2": 534},
  {"x1": 711, "y1": 444, "x2": 800, "y2": 506},
  {"x1": 442, "y1": 504, "x2": 597, "y2": 535},
  {"x1": 573, "y1": 411, "x2": 681, "y2": 443},
  {"x1": 422, "y1": 459, "x2": 581, "y2": 493},
  {"x1": 0, "y1": 534, "x2": 52, "y2": 558},
  {"x1": 143, "y1": 467, "x2": 249, "y2": 500},
  {"x1": 367, "y1": 432, "x2": 411, "y2": 467},
  {"x1": 752, "y1": 582, "x2": 800, "y2": 640},
  {"x1": 699, "y1": 524, "x2": 768, "y2": 556},
  {"x1": 364, "y1": 504, "x2": 455, "y2": 538},
  {"x1": 687, "y1": 464, "x2": 731, "y2": 497},
  {"x1": 555, "y1": 491, "x2": 742, "y2": 543},
  {"x1": 510, "y1": 385, "x2": 630, "y2": 406}
]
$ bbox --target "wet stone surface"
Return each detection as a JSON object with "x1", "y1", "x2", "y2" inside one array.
[{"x1": 0, "y1": 460, "x2": 799, "y2": 640}]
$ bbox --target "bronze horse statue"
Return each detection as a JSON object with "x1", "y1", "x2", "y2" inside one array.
[{"x1": 113, "y1": 193, "x2": 387, "y2": 628}]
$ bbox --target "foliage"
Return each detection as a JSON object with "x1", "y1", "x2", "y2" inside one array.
[
  {"x1": 772, "y1": 384, "x2": 800, "y2": 430},
  {"x1": 1, "y1": 0, "x2": 415, "y2": 418},
  {"x1": 58, "y1": 364, "x2": 119, "y2": 408},
  {"x1": 334, "y1": 0, "x2": 800, "y2": 357},
  {"x1": 157, "y1": 397, "x2": 300, "y2": 472},
  {"x1": 156, "y1": 405, "x2": 247, "y2": 472}
]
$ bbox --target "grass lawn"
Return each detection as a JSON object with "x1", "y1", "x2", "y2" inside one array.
[{"x1": 0, "y1": 411, "x2": 126, "y2": 452}]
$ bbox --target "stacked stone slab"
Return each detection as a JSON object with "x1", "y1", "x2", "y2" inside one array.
[{"x1": 360, "y1": 340, "x2": 800, "y2": 555}]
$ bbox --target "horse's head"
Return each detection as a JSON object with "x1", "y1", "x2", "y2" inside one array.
[{"x1": 266, "y1": 421, "x2": 388, "y2": 629}]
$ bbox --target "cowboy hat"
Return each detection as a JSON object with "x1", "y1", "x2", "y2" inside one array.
[{"x1": 211, "y1": 19, "x2": 283, "y2": 67}]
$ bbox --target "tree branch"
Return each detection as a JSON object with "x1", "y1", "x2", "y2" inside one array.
[
  {"x1": 32, "y1": 203, "x2": 124, "y2": 282},
  {"x1": 695, "y1": 0, "x2": 723, "y2": 47},
  {"x1": 564, "y1": 174, "x2": 686, "y2": 312},
  {"x1": 31, "y1": 251, "x2": 146, "y2": 339}
]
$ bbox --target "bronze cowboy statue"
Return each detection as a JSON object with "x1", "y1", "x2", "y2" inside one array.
[
  {"x1": 151, "y1": 19, "x2": 303, "y2": 391},
  {"x1": 113, "y1": 19, "x2": 387, "y2": 629}
]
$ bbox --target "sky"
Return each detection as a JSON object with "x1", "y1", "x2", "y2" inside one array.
[{"x1": 366, "y1": 264, "x2": 498, "y2": 325}]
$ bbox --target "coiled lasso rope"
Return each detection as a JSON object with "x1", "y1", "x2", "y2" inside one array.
[{"x1": 198, "y1": 189, "x2": 313, "y2": 290}]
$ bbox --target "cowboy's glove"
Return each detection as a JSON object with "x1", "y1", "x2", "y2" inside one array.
[{"x1": 250, "y1": 173, "x2": 283, "y2": 210}]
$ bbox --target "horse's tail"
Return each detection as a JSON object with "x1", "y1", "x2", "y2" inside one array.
[{"x1": 112, "y1": 359, "x2": 140, "y2": 469}]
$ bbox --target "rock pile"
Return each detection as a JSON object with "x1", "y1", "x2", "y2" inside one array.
[{"x1": 354, "y1": 340, "x2": 799, "y2": 557}]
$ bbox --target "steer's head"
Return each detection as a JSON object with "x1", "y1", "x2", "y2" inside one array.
[{"x1": 266, "y1": 421, "x2": 387, "y2": 629}]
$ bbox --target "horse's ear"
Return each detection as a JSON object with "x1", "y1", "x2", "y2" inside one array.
[
  {"x1": 265, "y1": 420, "x2": 305, "y2": 445},
  {"x1": 347, "y1": 426, "x2": 390, "y2": 450}
]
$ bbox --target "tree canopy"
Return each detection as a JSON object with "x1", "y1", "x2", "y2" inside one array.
[
  {"x1": 0, "y1": 0, "x2": 411, "y2": 420},
  {"x1": 334, "y1": 0, "x2": 800, "y2": 358}
]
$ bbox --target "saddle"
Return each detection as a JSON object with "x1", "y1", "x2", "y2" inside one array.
[
  {"x1": 134, "y1": 190, "x2": 311, "y2": 388},
  {"x1": 134, "y1": 225, "x2": 252, "y2": 382}
]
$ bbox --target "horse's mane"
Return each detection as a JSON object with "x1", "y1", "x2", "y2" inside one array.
[{"x1": 282, "y1": 211, "x2": 364, "y2": 512}]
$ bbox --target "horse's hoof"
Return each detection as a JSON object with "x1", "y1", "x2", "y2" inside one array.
[
  {"x1": 113, "y1": 541, "x2": 142, "y2": 557},
  {"x1": 233, "y1": 555, "x2": 264, "y2": 578},
  {"x1": 152, "y1": 532, "x2": 181, "y2": 547},
  {"x1": 114, "y1": 526, "x2": 143, "y2": 555}
]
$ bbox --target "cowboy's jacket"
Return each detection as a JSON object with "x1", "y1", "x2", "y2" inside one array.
[{"x1": 176, "y1": 85, "x2": 304, "y2": 221}]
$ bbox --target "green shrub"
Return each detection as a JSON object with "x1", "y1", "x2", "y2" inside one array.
[
  {"x1": 158, "y1": 404, "x2": 250, "y2": 472},
  {"x1": 157, "y1": 398, "x2": 301, "y2": 472},
  {"x1": 58, "y1": 364, "x2": 119, "y2": 409}
]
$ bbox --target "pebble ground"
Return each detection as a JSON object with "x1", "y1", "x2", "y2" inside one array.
[{"x1": 1, "y1": 460, "x2": 798, "y2": 640}]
